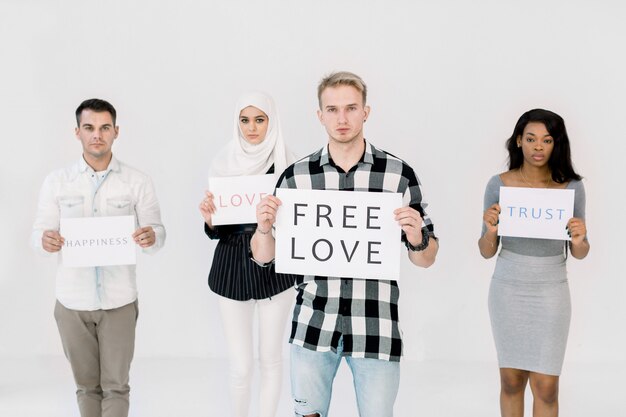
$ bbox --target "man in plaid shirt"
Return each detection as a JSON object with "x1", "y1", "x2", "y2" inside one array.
[{"x1": 251, "y1": 71, "x2": 438, "y2": 417}]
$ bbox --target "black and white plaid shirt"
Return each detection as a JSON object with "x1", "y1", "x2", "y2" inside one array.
[{"x1": 276, "y1": 140, "x2": 435, "y2": 361}]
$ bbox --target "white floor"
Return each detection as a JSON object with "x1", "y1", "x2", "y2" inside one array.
[{"x1": 0, "y1": 356, "x2": 623, "y2": 416}]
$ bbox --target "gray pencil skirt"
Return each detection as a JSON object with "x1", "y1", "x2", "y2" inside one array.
[{"x1": 488, "y1": 250, "x2": 570, "y2": 376}]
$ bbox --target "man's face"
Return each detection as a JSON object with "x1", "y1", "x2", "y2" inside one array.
[
  {"x1": 75, "y1": 110, "x2": 118, "y2": 162},
  {"x1": 317, "y1": 85, "x2": 370, "y2": 145}
]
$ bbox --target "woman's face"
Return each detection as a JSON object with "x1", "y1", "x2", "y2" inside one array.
[
  {"x1": 516, "y1": 121, "x2": 554, "y2": 168},
  {"x1": 239, "y1": 106, "x2": 269, "y2": 144}
]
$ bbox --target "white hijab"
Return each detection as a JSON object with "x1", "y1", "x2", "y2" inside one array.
[{"x1": 209, "y1": 92, "x2": 295, "y2": 177}]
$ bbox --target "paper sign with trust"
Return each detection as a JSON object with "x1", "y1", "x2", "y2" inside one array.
[
  {"x1": 61, "y1": 215, "x2": 136, "y2": 267},
  {"x1": 498, "y1": 186, "x2": 575, "y2": 240},
  {"x1": 274, "y1": 188, "x2": 403, "y2": 280}
]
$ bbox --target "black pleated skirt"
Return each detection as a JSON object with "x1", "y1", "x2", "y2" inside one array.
[{"x1": 209, "y1": 231, "x2": 297, "y2": 301}]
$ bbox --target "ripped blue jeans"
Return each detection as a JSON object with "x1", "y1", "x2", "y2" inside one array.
[{"x1": 290, "y1": 339, "x2": 400, "y2": 417}]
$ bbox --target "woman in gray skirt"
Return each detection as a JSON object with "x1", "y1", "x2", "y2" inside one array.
[{"x1": 478, "y1": 109, "x2": 589, "y2": 417}]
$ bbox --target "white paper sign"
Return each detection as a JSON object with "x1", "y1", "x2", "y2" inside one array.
[
  {"x1": 498, "y1": 187, "x2": 575, "y2": 240},
  {"x1": 60, "y1": 216, "x2": 136, "y2": 267},
  {"x1": 209, "y1": 174, "x2": 276, "y2": 225},
  {"x1": 275, "y1": 189, "x2": 403, "y2": 280}
]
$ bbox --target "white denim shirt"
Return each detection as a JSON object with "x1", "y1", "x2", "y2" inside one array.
[{"x1": 31, "y1": 156, "x2": 165, "y2": 311}]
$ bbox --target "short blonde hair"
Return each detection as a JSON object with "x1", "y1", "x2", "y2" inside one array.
[{"x1": 317, "y1": 71, "x2": 367, "y2": 108}]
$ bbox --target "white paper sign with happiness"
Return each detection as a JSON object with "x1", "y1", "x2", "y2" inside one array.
[
  {"x1": 61, "y1": 215, "x2": 136, "y2": 267},
  {"x1": 274, "y1": 188, "x2": 403, "y2": 280},
  {"x1": 498, "y1": 186, "x2": 575, "y2": 241}
]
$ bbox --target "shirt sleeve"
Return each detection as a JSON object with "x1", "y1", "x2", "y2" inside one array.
[
  {"x1": 402, "y1": 164, "x2": 436, "y2": 240},
  {"x1": 31, "y1": 173, "x2": 59, "y2": 256},
  {"x1": 572, "y1": 180, "x2": 586, "y2": 220},
  {"x1": 204, "y1": 222, "x2": 221, "y2": 240},
  {"x1": 135, "y1": 176, "x2": 166, "y2": 254},
  {"x1": 274, "y1": 165, "x2": 293, "y2": 192},
  {"x1": 572, "y1": 180, "x2": 587, "y2": 241},
  {"x1": 481, "y1": 175, "x2": 501, "y2": 236}
]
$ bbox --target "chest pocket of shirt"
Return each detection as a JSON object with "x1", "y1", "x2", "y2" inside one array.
[
  {"x1": 58, "y1": 196, "x2": 84, "y2": 218},
  {"x1": 107, "y1": 196, "x2": 133, "y2": 216}
]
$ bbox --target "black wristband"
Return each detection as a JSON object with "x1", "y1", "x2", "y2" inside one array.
[{"x1": 406, "y1": 231, "x2": 430, "y2": 252}]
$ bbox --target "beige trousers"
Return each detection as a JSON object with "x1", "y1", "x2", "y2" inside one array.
[{"x1": 54, "y1": 300, "x2": 138, "y2": 417}]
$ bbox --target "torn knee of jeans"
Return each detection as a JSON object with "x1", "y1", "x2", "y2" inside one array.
[{"x1": 294, "y1": 398, "x2": 322, "y2": 417}]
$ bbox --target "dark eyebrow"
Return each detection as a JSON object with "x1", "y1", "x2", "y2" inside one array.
[
  {"x1": 81, "y1": 123, "x2": 113, "y2": 128},
  {"x1": 525, "y1": 132, "x2": 552, "y2": 139}
]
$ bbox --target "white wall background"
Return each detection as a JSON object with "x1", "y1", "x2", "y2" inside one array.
[{"x1": 1, "y1": 0, "x2": 624, "y2": 372}]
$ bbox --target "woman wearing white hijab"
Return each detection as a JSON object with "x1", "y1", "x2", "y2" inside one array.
[{"x1": 199, "y1": 92, "x2": 297, "y2": 417}]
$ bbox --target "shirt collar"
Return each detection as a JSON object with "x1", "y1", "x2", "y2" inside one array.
[
  {"x1": 319, "y1": 139, "x2": 375, "y2": 167},
  {"x1": 78, "y1": 154, "x2": 121, "y2": 174}
]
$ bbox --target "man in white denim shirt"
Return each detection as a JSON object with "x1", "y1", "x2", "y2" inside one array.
[{"x1": 31, "y1": 98, "x2": 165, "y2": 417}]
